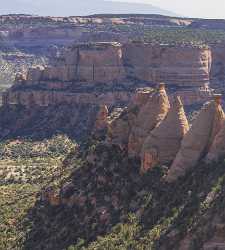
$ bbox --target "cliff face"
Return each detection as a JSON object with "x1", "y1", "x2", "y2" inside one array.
[
  {"x1": 123, "y1": 43, "x2": 212, "y2": 87},
  {"x1": 210, "y1": 44, "x2": 225, "y2": 88},
  {"x1": 18, "y1": 42, "x2": 212, "y2": 87},
  {"x1": 2, "y1": 42, "x2": 214, "y2": 108}
]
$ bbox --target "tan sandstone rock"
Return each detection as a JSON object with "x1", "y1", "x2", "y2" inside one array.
[
  {"x1": 94, "y1": 105, "x2": 109, "y2": 132},
  {"x1": 26, "y1": 65, "x2": 45, "y2": 82},
  {"x1": 206, "y1": 95, "x2": 225, "y2": 162},
  {"x1": 107, "y1": 88, "x2": 153, "y2": 150},
  {"x1": 166, "y1": 95, "x2": 224, "y2": 183},
  {"x1": 140, "y1": 96, "x2": 189, "y2": 174},
  {"x1": 128, "y1": 83, "x2": 170, "y2": 157}
]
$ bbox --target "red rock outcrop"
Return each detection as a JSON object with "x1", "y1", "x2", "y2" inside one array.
[
  {"x1": 2, "y1": 41, "x2": 214, "y2": 109},
  {"x1": 128, "y1": 83, "x2": 170, "y2": 157},
  {"x1": 140, "y1": 96, "x2": 189, "y2": 174},
  {"x1": 22, "y1": 42, "x2": 212, "y2": 88},
  {"x1": 24, "y1": 42, "x2": 125, "y2": 84},
  {"x1": 123, "y1": 43, "x2": 212, "y2": 87},
  {"x1": 94, "y1": 105, "x2": 109, "y2": 132},
  {"x1": 166, "y1": 95, "x2": 224, "y2": 183},
  {"x1": 206, "y1": 96, "x2": 225, "y2": 162},
  {"x1": 210, "y1": 44, "x2": 225, "y2": 88},
  {"x1": 107, "y1": 88, "x2": 153, "y2": 149}
]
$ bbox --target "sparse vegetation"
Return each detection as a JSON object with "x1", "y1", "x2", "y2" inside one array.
[{"x1": 0, "y1": 135, "x2": 77, "y2": 250}]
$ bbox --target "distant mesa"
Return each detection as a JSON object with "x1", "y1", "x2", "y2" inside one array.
[{"x1": 0, "y1": 0, "x2": 177, "y2": 17}]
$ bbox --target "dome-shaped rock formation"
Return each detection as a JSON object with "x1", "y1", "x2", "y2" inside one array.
[
  {"x1": 205, "y1": 95, "x2": 225, "y2": 162},
  {"x1": 140, "y1": 96, "x2": 189, "y2": 174},
  {"x1": 128, "y1": 83, "x2": 170, "y2": 157},
  {"x1": 166, "y1": 95, "x2": 224, "y2": 182},
  {"x1": 94, "y1": 105, "x2": 109, "y2": 132},
  {"x1": 107, "y1": 88, "x2": 153, "y2": 150}
]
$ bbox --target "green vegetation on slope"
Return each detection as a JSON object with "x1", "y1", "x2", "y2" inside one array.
[
  {"x1": 0, "y1": 135, "x2": 77, "y2": 250},
  {"x1": 111, "y1": 25, "x2": 225, "y2": 45},
  {"x1": 18, "y1": 141, "x2": 225, "y2": 250}
]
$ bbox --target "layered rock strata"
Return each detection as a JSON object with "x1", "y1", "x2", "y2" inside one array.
[
  {"x1": 166, "y1": 95, "x2": 224, "y2": 182},
  {"x1": 18, "y1": 42, "x2": 212, "y2": 87},
  {"x1": 123, "y1": 43, "x2": 212, "y2": 87},
  {"x1": 140, "y1": 96, "x2": 189, "y2": 174},
  {"x1": 210, "y1": 44, "x2": 225, "y2": 88},
  {"x1": 2, "y1": 41, "x2": 214, "y2": 109}
]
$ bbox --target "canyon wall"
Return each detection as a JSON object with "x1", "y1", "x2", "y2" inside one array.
[
  {"x1": 123, "y1": 43, "x2": 212, "y2": 87},
  {"x1": 29, "y1": 42, "x2": 212, "y2": 87},
  {"x1": 2, "y1": 42, "x2": 214, "y2": 108},
  {"x1": 210, "y1": 44, "x2": 225, "y2": 88}
]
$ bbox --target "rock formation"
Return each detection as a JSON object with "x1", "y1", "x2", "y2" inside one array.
[
  {"x1": 107, "y1": 88, "x2": 153, "y2": 149},
  {"x1": 18, "y1": 42, "x2": 212, "y2": 88},
  {"x1": 140, "y1": 96, "x2": 189, "y2": 174},
  {"x1": 2, "y1": 41, "x2": 214, "y2": 108},
  {"x1": 123, "y1": 43, "x2": 212, "y2": 87},
  {"x1": 22, "y1": 42, "x2": 125, "y2": 84},
  {"x1": 210, "y1": 44, "x2": 225, "y2": 88},
  {"x1": 206, "y1": 96, "x2": 225, "y2": 162},
  {"x1": 128, "y1": 83, "x2": 170, "y2": 157},
  {"x1": 94, "y1": 105, "x2": 109, "y2": 132},
  {"x1": 166, "y1": 95, "x2": 224, "y2": 182}
]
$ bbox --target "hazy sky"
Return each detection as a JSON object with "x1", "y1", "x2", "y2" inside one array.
[
  {"x1": 1, "y1": 0, "x2": 225, "y2": 18},
  {"x1": 116, "y1": 0, "x2": 225, "y2": 18}
]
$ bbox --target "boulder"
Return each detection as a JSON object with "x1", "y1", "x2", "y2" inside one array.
[
  {"x1": 166, "y1": 95, "x2": 224, "y2": 182},
  {"x1": 141, "y1": 96, "x2": 189, "y2": 174},
  {"x1": 128, "y1": 83, "x2": 170, "y2": 157}
]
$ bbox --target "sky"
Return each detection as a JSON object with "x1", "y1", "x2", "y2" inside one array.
[
  {"x1": 117, "y1": 0, "x2": 225, "y2": 19},
  {"x1": 1, "y1": 0, "x2": 225, "y2": 19}
]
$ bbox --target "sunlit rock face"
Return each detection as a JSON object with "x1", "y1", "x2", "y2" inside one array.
[
  {"x1": 166, "y1": 96, "x2": 224, "y2": 183},
  {"x1": 128, "y1": 84, "x2": 170, "y2": 158},
  {"x1": 107, "y1": 88, "x2": 153, "y2": 150},
  {"x1": 122, "y1": 43, "x2": 212, "y2": 87},
  {"x1": 140, "y1": 96, "x2": 189, "y2": 174},
  {"x1": 2, "y1": 41, "x2": 214, "y2": 108}
]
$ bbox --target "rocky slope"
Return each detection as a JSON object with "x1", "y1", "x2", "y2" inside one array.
[{"x1": 20, "y1": 94, "x2": 225, "y2": 249}]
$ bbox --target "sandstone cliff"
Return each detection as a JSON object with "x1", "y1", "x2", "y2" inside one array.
[
  {"x1": 94, "y1": 105, "x2": 109, "y2": 132},
  {"x1": 22, "y1": 42, "x2": 212, "y2": 87},
  {"x1": 107, "y1": 88, "x2": 153, "y2": 149},
  {"x1": 2, "y1": 41, "x2": 214, "y2": 109},
  {"x1": 166, "y1": 96, "x2": 224, "y2": 182},
  {"x1": 128, "y1": 84, "x2": 170, "y2": 157},
  {"x1": 140, "y1": 96, "x2": 189, "y2": 174},
  {"x1": 206, "y1": 99, "x2": 225, "y2": 162},
  {"x1": 123, "y1": 43, "x2": 212, "y2": 87}
]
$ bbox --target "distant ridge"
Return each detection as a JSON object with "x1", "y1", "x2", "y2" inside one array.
[{"x1": 0, "y1": 0, "x2": 177, "y2": 17}]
